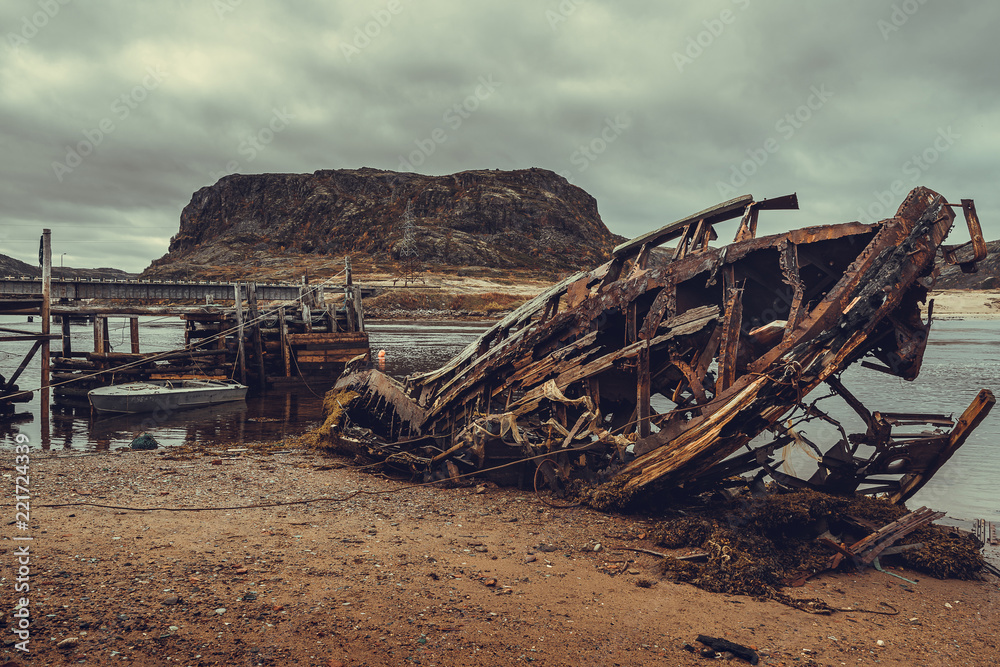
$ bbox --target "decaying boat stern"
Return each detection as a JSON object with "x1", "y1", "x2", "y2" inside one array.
[{"x1": 329, "y1": 186, "x2": 994, "y2": 507}]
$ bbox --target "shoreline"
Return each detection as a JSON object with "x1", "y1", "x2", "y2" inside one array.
[
  {"x1": 361, "y1": 286, "x2": 1000, "y2": 321},
  {"x1": 926, "y1": 289, "x2": 1000, "y2": 320}
]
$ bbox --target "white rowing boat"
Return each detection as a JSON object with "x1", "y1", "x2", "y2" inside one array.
[{"x1": 88, "y1": 379, "x2": 248, "y2": 414}]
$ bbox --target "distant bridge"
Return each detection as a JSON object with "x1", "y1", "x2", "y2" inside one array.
[{"x1": 0, "y1": 276, "x2": 342, "y2": 302}]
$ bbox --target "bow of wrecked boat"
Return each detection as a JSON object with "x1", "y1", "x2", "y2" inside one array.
[{"x1": 324, "y1": 186, "x2": 994, "y2": 511}]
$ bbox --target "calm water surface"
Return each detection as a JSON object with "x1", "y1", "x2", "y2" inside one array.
[{"x1": 1, "y1": 316, "x2": 996, "y2": 520}]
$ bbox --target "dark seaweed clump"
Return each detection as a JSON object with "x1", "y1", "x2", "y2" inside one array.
[{"x1": 648, "y1": 489, "x2": 984, "y2": 598}]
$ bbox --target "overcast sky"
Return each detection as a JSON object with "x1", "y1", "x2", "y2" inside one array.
[{"x1": 1, "y1": 1, "x2": 997, "y2": 273}]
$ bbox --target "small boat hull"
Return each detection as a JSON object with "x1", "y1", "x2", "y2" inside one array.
[{"x1": 88, "y1": 380, "x2": 248, "y2": 414}]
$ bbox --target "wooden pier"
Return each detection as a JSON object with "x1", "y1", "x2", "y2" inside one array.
[
  {"x1": 1, "y1": 241, "x2": 370, "y2": 416},
  {"x1": 1, "y1": 229, "x2": 58, "y2": 419},
  {"x1": 49, "y1": 279, "x2": 369, "y2": 403}
]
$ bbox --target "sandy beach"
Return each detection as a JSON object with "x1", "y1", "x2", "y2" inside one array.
[
  {"x1": 927, "y1": 290, "x2": 1000, "y2": 320},
  {"x1": 4, "y1": 445, "x2": 998, "y2": 666}
]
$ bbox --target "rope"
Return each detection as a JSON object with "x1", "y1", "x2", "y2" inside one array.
[
  {"x1": 533, "y1": 458, "x2": 581, "y2": 509},
  {"x1": 36, "y1": 442, "x2": 598, "y2": 513}
]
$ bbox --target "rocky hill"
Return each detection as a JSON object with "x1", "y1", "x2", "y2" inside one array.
[
  {"x1": 931, "y1": 239, "x2": 1000, "y2": 290},
  {"x1": 0, "y1": 252, "x2": 135, "y2": 280},
  {"x1": 0, "y1": 253, "x2": 36, "y2": 276},
  {"x1": 142, "y1": 168, "x2": 622, "y2": 281}
]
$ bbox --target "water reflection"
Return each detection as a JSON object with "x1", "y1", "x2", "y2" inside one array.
[{"x1": 87, "y1": 401, "x2": 249, "y2": 450}]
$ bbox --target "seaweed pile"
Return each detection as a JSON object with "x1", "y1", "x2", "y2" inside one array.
[{"x1": 648, "y1": 489, "x2": 984, "y2": 599}]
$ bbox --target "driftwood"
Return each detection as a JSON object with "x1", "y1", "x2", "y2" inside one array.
[
  {"x1": 333, "y1": 186, "x2": 994, "y2": 504},
  {"x1": 819, "y1": 506, "x2": 945, "y2": 570}
]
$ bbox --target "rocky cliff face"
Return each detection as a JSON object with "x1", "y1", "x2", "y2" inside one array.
[
  {"x1": 931, "y1": 239, "x2": 1000, "y2": 290},
  {"x1": 143, "y1": 168, "x2": 621, "y2": 280}
]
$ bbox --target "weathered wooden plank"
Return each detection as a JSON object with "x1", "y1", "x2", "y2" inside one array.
[
  {"x1": 508, "y1": 330, "x2": 678, "y2": 416},
  {"x1": 614, "y1": 195, "x2": 751, "y2": 260},
  {"x1": 297, "y1": 350, "x2": 369, "y2": 363},
  {"x1": 718, "y1": 288, "x2": 743, "y2": 391},
  {"x1": 410, "y1": 267, "x2": 600, "y2": 386},
  {"x1": 637, "y1": 341, "x2": 651, "y2": 438},
  {"x1": 639, "y1": 285, "x2": 675, "y2": 340},
  {"x1": 279, "y1": 307, "x2": 291, "y2": 377},
  {"x1": 129, "y1": 317, "x2": 140, "y2": 354},
  {"x1": 660, "y1": 305, "x2": 720, "y2": 336},
  {"x1": 846, "y1": 507, "x2": 945, "y2": 565},
  {"x1": 286, "y1": 332, "x2": 369, "y2": 345},
  {"x1": 890, "y1": 389, "x2": 995, "y2": 503}
]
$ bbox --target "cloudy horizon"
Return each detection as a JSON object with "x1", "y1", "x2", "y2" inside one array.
[{"x1": 2, "y1": 1, "x2": 997, "y2": 273}]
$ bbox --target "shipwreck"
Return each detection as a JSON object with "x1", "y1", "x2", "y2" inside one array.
[{"x1": 328, "y1": 186, "x2": 994, "y2": 507}]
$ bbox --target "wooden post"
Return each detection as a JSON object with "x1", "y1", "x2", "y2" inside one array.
[
  {"x1": 40, "y1": 229, "x2": 51, "y2": 424},
  {"x1": 130, "y1": 317, "x2": 140, "y2": 354},
  {"x1": 302, "y1": 303, "x2": 312, "y2": 333},
  {"x1": 102, "y1": 317, "x2": 110, "y2": 355},
  {"x1": 588, "y1": 377, "x2": 601, "y2": 419},
  {"x1": 344, "y1": 255, "x2": 356, "y2": 332},
  {"x1": 354, "y1": 284, "x2": 365, "y2": 333},
  {"x1": 718, "y1": 287, "x2": 743, "y2": 392},
  {"x1": 217, "y1": 315, "x2": 227, "y2": 350},
  {"x1": 61, "y1": 316, "x2": 72, "y2": 357},
  {"x1": 637, "y1": 339, "x2": 651, "y2": 438},
  {"x1": 93, "y1": 315, "x2": 103, "y2": 354},
  {"x1": 344, "y1": 292, "x2": 354, "y2": 332},
  {"x1": 247, "y1": 282, "x2": 266, "y2": 392},
  {"x1": 279, "y1": 306, "x2": 291, "y2": 377},
  {"x1": 233, "y1": 283, "x2": 246, "y2": 384},
  {"x1": 325, "y1": 305, "x2": 337, "y2": 333},
  {"x1": 626, "y1": 302, "x2": 637, "y2": 344}
]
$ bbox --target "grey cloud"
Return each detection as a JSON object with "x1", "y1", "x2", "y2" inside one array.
[{"x1": 1, "y1": 0, "x2": 997, "y2": 272}]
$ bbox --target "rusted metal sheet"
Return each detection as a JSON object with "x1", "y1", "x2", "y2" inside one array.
[{"x1": 331, "y1": 186, "x2": 993, "y2": 505}]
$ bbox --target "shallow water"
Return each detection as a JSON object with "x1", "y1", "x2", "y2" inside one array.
[
  {"x1": 0, "y1": 315, "x2": 342, "y2": 451},
  {"x1": 1, "y1": 316, "x2": 996, "y2": 520}
]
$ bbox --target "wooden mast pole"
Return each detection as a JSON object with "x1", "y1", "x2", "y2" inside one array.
[{"x1": 40, "y1": 229, "x2": 51, "y2": 436}]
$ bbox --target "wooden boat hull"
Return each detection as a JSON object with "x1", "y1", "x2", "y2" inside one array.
[
  {"x1": 88, "y1": 380, "x2": 248, "y2": 414},
  {"x1": 329, "y1": 187, "x2": 993, "y2": 504}
]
